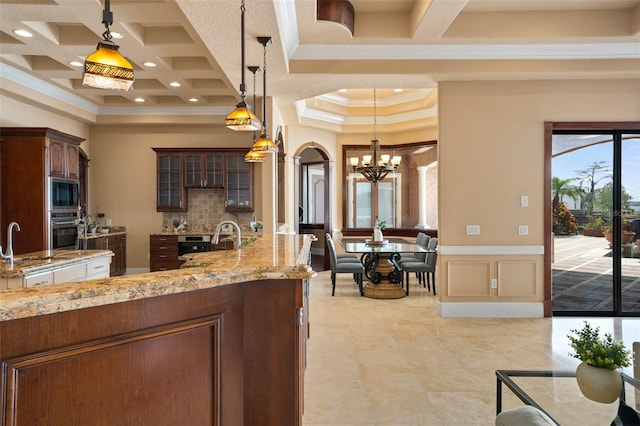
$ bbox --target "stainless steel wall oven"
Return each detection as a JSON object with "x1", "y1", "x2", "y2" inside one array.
[{"x1": 50, "y1": 212, "x2": 79, "y2": 250}]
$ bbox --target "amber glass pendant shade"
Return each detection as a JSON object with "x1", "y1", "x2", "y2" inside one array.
[
  {"x1": 244, "y1": 148, "x2": 265, "y2": 162},
  {"x1": 226, "y1": 101, "x2": 262, "y2": 131},
  {"x1": 83, "y1": 40, "x2": 134, "y2": 91},
  {"x1": 252, "y1": 133, "x2": 278, "y2": 153}
]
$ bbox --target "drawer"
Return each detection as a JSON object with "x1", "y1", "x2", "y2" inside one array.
[
  {"x1": 54, "y1": 263, "x2": 86, "y2": 283},
  {"x1": 24, "y1": 271, "x2": 54, "y2": 287},
  {"x1": 87, "y1": 257, "x2": 111, "y2": 277}
]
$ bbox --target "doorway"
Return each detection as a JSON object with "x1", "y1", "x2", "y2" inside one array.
[
  {"x1": 297, "y1": 145, "x2": 331, "y2": 271},
  {"x1": 545, "y1": 123, "x2": 640, "y2": 316}
]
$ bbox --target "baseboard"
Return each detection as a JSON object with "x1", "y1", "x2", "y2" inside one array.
[{"x1": 437, "y1": 301, "x2": 544, "y2": 318}]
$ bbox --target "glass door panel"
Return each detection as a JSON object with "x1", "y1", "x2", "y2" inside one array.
[
  {"x1": 621, "y1": 134, "x2": 640, "y2": 313},
  {"x1": 552, "y1": 134, "x2": 613, "y2": 313}
]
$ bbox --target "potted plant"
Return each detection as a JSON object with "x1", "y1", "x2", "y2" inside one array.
[
  {"x1": 582, "y1": 216, "x2": 604, "y2": 237},
  {"x1": 567, "y1": 321, "x2": 632, "y2": 403},
  {"x1": 603, "y1": 218, "x2": 636, "y2": 246}
]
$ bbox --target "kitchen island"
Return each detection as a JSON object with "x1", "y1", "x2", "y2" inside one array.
[{"x1": 0, "y1": 234, "x2": 316, "y2": 426}]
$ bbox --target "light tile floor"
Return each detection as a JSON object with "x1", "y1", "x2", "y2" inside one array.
[{"x1": 303, "y1": 270, "x2": 640, "y2": 425}]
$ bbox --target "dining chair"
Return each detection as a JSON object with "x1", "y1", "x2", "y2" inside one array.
[
  {"x1": 400, "y1": 237, "x2": 438, "y2": 296},
  {"x1": 326, "y1": 233, "x2": 360, "y2": 262},
  {"x1": 326, "y1": 233, "x2": 364, "y2": 296},
  {"x1": 399, "y1": 233, "x2": 429, "y2": 263}
]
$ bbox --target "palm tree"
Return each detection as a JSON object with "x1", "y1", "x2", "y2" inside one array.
[{"x1": 552, "y1": 177, "x2": 580, "y2": 209}]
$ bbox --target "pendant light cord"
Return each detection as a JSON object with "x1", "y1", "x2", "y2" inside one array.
[
  {"x1": 239, "y1": 0, "x2": 247, "y2": 100},
  {"x1": 373, "y1": 88, "x2": 377, "y2": 141}
]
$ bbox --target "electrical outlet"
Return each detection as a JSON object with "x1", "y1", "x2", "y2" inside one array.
[
  {"x1": 491, "y1": 279, "x2": 497, "y2": 289},
  {"x1": 518, "y1": 225, "x2": 529, "y2": 235},
  {"x1": 466, "y1": 225, "x2": 480, "y2": 235}
]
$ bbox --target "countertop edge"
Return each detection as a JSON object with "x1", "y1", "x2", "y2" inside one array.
[{"x1": 0, "y1": 234, "x2": 316, "y2": 322}]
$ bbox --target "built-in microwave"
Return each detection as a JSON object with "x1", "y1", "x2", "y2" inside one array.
[{"x1": 50, "y1": 178, "x2": 79, "y2": 211}]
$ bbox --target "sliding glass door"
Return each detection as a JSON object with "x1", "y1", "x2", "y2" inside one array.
[{"x1": 551, "y1": 130, "x2": 640, "y2": 316}]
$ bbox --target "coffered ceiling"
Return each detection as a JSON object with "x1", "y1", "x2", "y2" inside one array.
[{"x1": 1, "y1": 0, "x2": 638, "y2": 131}]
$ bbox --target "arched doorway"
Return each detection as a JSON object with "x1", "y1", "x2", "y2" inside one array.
[{"x1": 296, "y1": 143, "x2": 331, "y2": 271}]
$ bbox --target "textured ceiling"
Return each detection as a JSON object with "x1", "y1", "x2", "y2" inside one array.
[{"x1": 1, "y1": 0, "x2": 638, "y2": 131}]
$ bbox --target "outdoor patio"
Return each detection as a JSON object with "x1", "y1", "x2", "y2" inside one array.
[{"x1": 552, "y1": 234, "x2": 640, "y2": 313}]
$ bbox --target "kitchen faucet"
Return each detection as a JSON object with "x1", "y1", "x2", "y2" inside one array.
[
  {"x1": 213, "y1": 220, "x2": 242, "y2": 249},
  {"x1": 0, "y1": 221, "x2": 21, "y2": 264}
]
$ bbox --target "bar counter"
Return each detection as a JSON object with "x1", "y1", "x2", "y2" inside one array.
[
  {"x1": 0, "y1": 233, "x2": 315, "y2": 321},
  {"x1": 0, "y1": 233, "x2": 315, "y2": 426}
]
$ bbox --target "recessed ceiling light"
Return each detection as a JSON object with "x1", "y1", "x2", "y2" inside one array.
[
  {"x1": 338, "y1": 89, "x2": 347, "y2": 93},
  {"x1": 393, "y1": 88, "x2": 403, "y2": 92},
  {"x1": 13, "y1": 29, "x2": 33, "y2": 38},
  {"x1": 188, "y1": 98, "x2": 199, "y2": 102},
  {"x1": 110, "y1": 32, "x2": 123, "y2": 39},
  {"x1": 68, "y1": 61, "x2": 83, "y2": 67},
  {"x1": 169, "y1": 82, "x2": 181, "y2": 87},
  {"x1": 143, "y1": 61, "x2": 157, "y2": 67},
  {"x1": 134, "y1": 98, "x2": 145, "y2": 103}
]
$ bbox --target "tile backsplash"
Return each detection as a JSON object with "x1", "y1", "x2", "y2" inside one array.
[{"x1": 162, "y1": 188, "x2": 254, "y2": 232}]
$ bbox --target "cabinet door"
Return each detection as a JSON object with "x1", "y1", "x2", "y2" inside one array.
[
  {"x1": 225, "y1": 154, "x2": 253, "y2": 212},
  {"x1": 184, "y1": 154, "x2": 223, "y2": 188},
  {"x1": 204, "y1": 154, "x2": 223, "y2": 187},
  {"x1": 49, "y1": 140, "x2": 79, "y2": 179},
  {"x1": 157, "y1": 154, "x2": 186, "y2": 212},
  {"x1": 184, "y1": 154, "x2": 204, "y2": 188},
  {"x1": 66, "y1": 143, "x2": 80, "y2": 179},
  {"x1": 49, "y1": 140, "x2": 66, "y2": 178}
]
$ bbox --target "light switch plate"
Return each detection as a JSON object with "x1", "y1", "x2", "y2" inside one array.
[{"x1": 521, "y1": 195, "x2": 529, "y2": 207}]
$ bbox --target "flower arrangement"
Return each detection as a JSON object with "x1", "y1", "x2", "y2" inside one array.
[{"x1": 567, "y1": 321, "x2": 632, "y2": 370}]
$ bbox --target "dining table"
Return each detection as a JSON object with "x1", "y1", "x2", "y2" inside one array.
[{"x1": 340, "y1": 237, "x2": 430, "y2": 299}]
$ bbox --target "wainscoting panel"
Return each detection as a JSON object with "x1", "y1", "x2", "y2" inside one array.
[
  {"x1": 446, "y1": 260, "x2": 491, "y2": 297},
  {"x1": 497, "y1": 260, "x2": 538, "y2": 297}
]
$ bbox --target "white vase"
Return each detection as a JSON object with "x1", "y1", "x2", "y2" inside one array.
[
  {"x1": 575, "y1": 362, "x2": 622, "y2": 404},
  {"x1": 373, "y1": 229, "x2": 383, "y2": 242}
]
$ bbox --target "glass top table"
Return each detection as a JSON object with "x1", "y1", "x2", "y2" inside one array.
[
  {"x1": 496, "y1": 370, "x2": 640, "y2": 425},
  {"x1": 340, "y1": 238, "x2": 431, "y2": 298}
]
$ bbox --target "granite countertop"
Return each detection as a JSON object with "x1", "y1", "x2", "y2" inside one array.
[
  {"x1": 0, "y1": 249, "x2": 114, "y2": 279},
  {"x1": 0, "y1": 234, "x2": 316, "y2": 322},
  {"x1": 78, "y1": 226, "x2": 126, "y2": 240},
  {"x1": 80, "y1": 231, "x2": 127, "y2": 240}
]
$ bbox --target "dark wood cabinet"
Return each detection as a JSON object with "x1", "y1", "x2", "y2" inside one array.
[
  {"x1": 225, "y1": 153, "x2": 253, "y2": 212},
  {"x1": 0, "y1": 278, "x2": 306, "y2": 425},
  {"x1": 50, "y1": 139, "x2": 80, "y2": 179},
  {"x1": 0, "y1": 127, "x2": 84, "y2": 254},
  {"x1": 155, "y1": 152, "x2": 186, "y2": 212},
  {"x1": 153, "y1": 148, "x2": 253, "y2": 213},
  {"x1": 149, "y1": 234, "x2": 184, "y2": 271},
  {"x1": 87, "y1": 234, "x2": 126, "y2": 276},
  {"x1": 184, "y1": 153, "x2": 223, "y2": 188}
]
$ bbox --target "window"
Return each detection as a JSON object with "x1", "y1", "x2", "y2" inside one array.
[{"x1": 343, "y1": 141, "x2": 438, "y2": 230}]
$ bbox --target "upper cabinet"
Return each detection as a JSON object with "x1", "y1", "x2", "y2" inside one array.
[
  {"x1": 50, "y1": 139, "x2": 80, "y2": 179},
  {"x1": 155, "y1": 152, "x2": 187, "y2": 212},
  {"x1": 184, "y1": 153, "x2": 223, "y2": 188},
  {"x1": 0, "y1": 127, "x2": 84, "y2": 253},
  {"x1": 225, "y1": 153, "x2": 253, "y2": 212},
  {"x1": 153, "y1": 148, "x2": 253, "y2": 213}
]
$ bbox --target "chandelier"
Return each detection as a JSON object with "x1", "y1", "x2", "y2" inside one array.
[{"x1": 349, "y1": 89, "x2": 401, "y2": 184}]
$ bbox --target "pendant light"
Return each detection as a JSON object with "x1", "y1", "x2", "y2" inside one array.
[
  {"x1": 251, "y1": 36, "x2": 279, "y2": 153},
  {"x1": 83, "y1": 0, "x2": 134, "y2": 91},
  {"x1": 349, "y1": 89, "x2": 401, "y2": 184},
  {"x1": 245, "y1": 65, "x2": 265, "y2": 163},
  {"x1": 225, "y1": 0, "x2": 261, "y2": 131}
]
